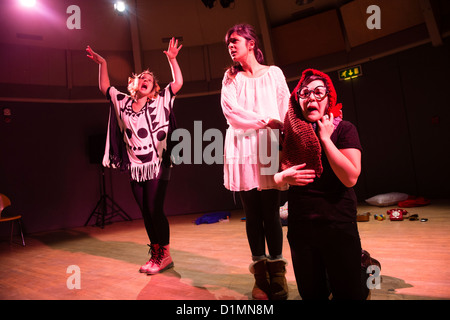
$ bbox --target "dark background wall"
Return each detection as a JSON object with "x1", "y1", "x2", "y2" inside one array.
[
  {"x1": 331, "y1": 41, "x2": 450, "y2": 199},
  {"x1": 0, "y1": 88, "x2": 238, "y2": 234}
]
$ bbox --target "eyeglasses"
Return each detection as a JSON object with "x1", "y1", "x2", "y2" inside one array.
[{"x1": 297, "y1": 85, "x2": 328, "y2": 101}]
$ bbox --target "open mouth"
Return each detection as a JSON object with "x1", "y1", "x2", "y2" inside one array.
[
  {"x1": 307, "y1": 105, "x2": 319, "y2": 112},
  {"x1": 141, "y1": 84, "x2": 148, "y2": 90}
]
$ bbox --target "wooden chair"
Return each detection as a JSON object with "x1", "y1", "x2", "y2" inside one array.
[{"x1": 0, "y1": 193, "x2": 25, "y2": 246}]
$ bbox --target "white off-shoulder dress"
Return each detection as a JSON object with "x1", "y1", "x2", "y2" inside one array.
[{"x1": 220, "y1": 66, "x2": 290, "y2": 191}]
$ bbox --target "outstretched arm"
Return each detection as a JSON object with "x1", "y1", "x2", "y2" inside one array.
[
  {"x1": 86, "y1": 46, "x2": 110, "y2": 96},
  {"x1": 164, "y1": 38, "x2": 183, "y2": 95}
]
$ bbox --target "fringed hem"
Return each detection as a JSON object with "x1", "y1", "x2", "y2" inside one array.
[{"x1": 130, "y1": 162, "x2": 162, "y2": 182}]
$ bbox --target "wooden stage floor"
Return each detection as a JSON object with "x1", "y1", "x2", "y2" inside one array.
[{"x1": 1, "y1": 200, "x2": 449, "y2": 301}]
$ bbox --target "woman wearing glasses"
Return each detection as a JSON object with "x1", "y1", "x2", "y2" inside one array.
[{"x1": 274, "y1": 68, "x2": 364, "y2": 299}]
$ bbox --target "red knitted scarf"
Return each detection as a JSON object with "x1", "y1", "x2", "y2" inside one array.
[{"x1": 280, "y1": 69, "x2": 342, "y2": 177}]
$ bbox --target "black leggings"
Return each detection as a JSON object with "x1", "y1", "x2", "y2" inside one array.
[
  {"x1": 288, "y1": 220, "x2": 364, "y2": 300},
  {"x1": 239, "y1": 188, "x2": 283, "y2": 260},
  {"x1": 130, "y1": 178, "x2": 170, "y2": 246}
]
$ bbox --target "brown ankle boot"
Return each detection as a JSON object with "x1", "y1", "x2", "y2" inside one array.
[
  {"x1": 266, "y1": 259, "x2": 288, "y2": 300},
  {"x1": 249, "y1": 259, "x2": 270, "y2": 300}
]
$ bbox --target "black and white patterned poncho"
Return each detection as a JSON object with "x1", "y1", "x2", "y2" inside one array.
[{"x1": 103, "y1": 85, "x2": 176, "y2": 182}]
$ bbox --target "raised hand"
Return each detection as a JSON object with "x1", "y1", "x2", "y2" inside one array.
[
  {"x1": 163, "y1": 37, "x2": 182, "y2": 60},
  {"x1": 86, "y1": 45, "x2": 105, "y2": 65},
  {"x1": 86, "y1": 45, "x2": 109, "y2": 95},
  {"x1": 317, "y1": 112, "x2": 335, "y2": 142}
]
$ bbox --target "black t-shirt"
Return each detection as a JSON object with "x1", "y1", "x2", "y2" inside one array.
[{"x1": 288, "y1": 120, "x2": 362, "y2": 223}]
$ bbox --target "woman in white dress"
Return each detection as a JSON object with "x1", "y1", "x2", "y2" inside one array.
[{"x1": 220, "y1": 24, "x2": 290, "y2": 300}]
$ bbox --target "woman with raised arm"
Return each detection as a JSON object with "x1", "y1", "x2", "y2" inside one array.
[
  {"x1": 221, "y1": 24, "x2": 290, "y2": 300},
  {"x1": 86, "y1": 38, "x2": 183, "y2": 275}
]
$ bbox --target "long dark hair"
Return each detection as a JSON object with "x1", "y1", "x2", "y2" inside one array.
[{"x1": 225, "y1": 24, "x2": 265, "y2": 78}]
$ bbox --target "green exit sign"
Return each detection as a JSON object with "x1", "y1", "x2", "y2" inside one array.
[{"x1": 338, "y1": 65, "x2": 362, "y2": 80}]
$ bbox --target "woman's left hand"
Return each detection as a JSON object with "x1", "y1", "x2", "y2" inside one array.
[
  {"x1": 266, "y1": 118, "x2": 284, "y2": 130},
  {"x1": 164, "y1": 37, "x2": 183, "y2": 60},
  {"x1": 317, "y1": 113, "x2": 335, "y2": 142},
  {"x1": 274, "y1": 163, "x2": 316, "y2": 186}
]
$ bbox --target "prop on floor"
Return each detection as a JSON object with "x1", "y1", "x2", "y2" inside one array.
[
  {"x1": 365, "y1": 192, "x2": 430, "y2": 208},
  {"x1": 357, "y1": 211, "x2": 370, "y2": 222},
  {"x1": 398, "y1": 196, "x2": 431, "y2": 208},
  {"x1": 357, "y1": 209, "x2": 428, "y2": 222},
  {"x1": 387, "y1": 208, "x2": 408, "y2": 221},
  {"x1": 374, "y1": 214, "x2": 386, "y2": 221},
  {"x1": 368, "y1": 210, "x2": 428, "y2": 222},
  {"x1": 365, "y1": 192, "x2": 409, "y2": 206},
  {"x1": 279, "y1": 200, "x2": 429, "y2": 224},
  {"x1": 194, "y1": 211, "x2": 230, "y2": 225}
]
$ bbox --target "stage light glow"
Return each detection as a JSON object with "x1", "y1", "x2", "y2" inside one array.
[
  {"x1": 19, "y1": 0, "x2": 36, "y2": 7},
  {"x1": 114, "y1": 1, "x2": 126, "y2": 13}
]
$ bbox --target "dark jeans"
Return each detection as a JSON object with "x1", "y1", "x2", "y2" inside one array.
[
  {"x1": 288, "y1": 220, "x2": 364, "y2": 300},
  {"x1": 130, "y1": 178, "x2": 170, "y2": 246},
  {"x1": 239, "y1": 188, "x2": 283, "y2": 260}
]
